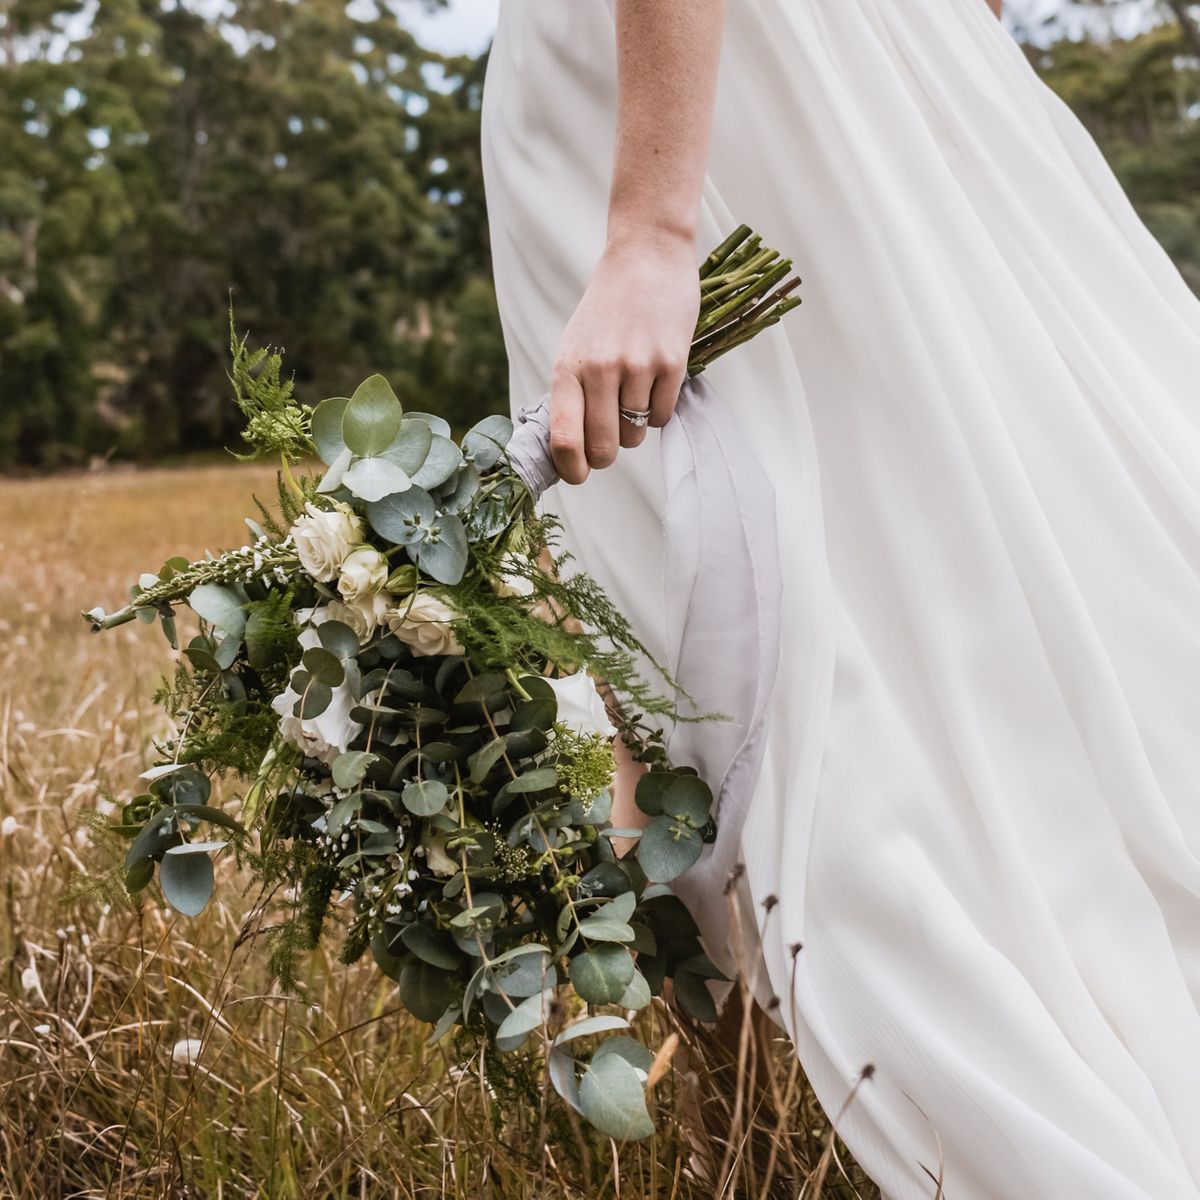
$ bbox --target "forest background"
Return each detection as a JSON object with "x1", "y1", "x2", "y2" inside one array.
[{"x1": 2, "y1": 0, "x2": 1199, "y2": 471}]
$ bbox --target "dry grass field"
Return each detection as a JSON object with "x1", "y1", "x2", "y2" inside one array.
[{"x1": 0, "y1": 463, "x2": 878, "y2": 1200}]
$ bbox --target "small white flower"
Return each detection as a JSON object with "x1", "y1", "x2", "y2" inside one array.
[
  {"x1": 546, "y1": 672, "x2": 618, "y2": 741},
  {"x1": 385, "y1": 593, "x2": 464, "y2": 657},
  {"x1": 338, "y1": 546, "x2": 388, "y2": 604},
  {"x1": 291, "y1": 501, "x2": 363, "y2": 582},
  {"x1": 170, "y1": 1038, "x2": 204, "y2": 1067}
]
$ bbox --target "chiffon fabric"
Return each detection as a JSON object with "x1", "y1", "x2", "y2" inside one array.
[{"x1": 481, "y1": 2, "x2": 1200, "y2": 1196}]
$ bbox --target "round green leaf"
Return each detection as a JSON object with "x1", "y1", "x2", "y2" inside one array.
[
  {"x1": 462, "y1": 414, "x2": 514, "y2": 471},
  {"x1": 400, "y1": 922, "x2": 462, "y2": 970},
  {"x1": 399, "y1": 957, "x2": 459, "y2": 1024},
  {"x1": 578, "y1": 1048, "x2": 654, "y2": 1141},
  {"x1": 402, "y1": 779, "x2": 449, "y2": 816},
  {"x1": 188, "y1": 584, "x2": 246, "y2": 638},
  {"x1": 410, "y1": 434, "x2": 463, "y2": 490},
  {"x1": 381, "y1": 419, "x2": 434, "y2": 475},
  {"x1": 659, "y1": 774, "x2": 713, "y2": 826},
  {"x1": 570, "y1": 945, "x2": 635, "y2": 1006},
  {"x1": 312, "y1": 396, "x2": 349, "y2": 465},
  {"x1": 637, "y1": 815, "x2": 703, "y2": 882},
  {"x1": 332, "y1": 751, "x2": 377, "y2": 791},
  {"x1": 343, "y1": 456, "x2": 413, "y2": 503},
  {"x1": 366, "y1": 487, "x2": 436, "y2": 546},
  {"x1": 414, "y1": 516, "x2": 469, "y2": 585},
  {"x1": 160, "y1": 847, "x2": 215, "y2": 917},
  {"x1": 295, "y1": 681, "x2": 332, "y2": 719},
  {"x1": 318, "y1": 619, "x2": 360, "y2": 660},
  {"x1": 342, "y1": 375, "x2": 404, "y2": 457},
  {"x1": 302, "y1": 646, "x2": 345, "y2": 687}
]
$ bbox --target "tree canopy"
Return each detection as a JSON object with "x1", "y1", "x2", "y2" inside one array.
[{"x1": 1, "y1": 2, "x2": 1198, "y2": 469}]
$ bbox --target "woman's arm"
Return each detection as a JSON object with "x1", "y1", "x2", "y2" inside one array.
[
  {"x1": 987, "y1": 0, "x2": 1002, "y2": 16},
  {"x1": 549, "y1": 0, "x2": 726, "y2": 484}
]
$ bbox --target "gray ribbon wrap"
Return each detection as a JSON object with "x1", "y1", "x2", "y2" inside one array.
[{"x1": 506, "y1": 376, "x2": 783, "y2": 975}]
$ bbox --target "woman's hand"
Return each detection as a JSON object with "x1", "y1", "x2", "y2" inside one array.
[{"x1": 549, "y1": 228, "x2": 699, "y2": 484}]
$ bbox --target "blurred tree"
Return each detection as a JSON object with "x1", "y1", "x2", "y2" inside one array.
[
  {"x1": 1024, "y1": 8, "x2": 1200, "y2": 292},
  {"x1": 0, "y1": 0, "x2": 500, "y2": 469}
]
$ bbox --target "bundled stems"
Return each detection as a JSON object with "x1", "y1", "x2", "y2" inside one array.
[{"x1": 688, "y1": 224, "x2": 803, "y2": 375}]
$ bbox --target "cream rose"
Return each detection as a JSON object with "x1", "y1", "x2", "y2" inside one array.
[
  {"x1": 326, "y1": 594, "x2": 389, "y2": 642},
  {"x1": 338, "y1": 546, "x2": 388, "y2": 604},
  {"x1": 385, "y1": 592, "x2": 464, "y2": 657},
  {"x1": 547, "y1": 672, "x2": 618, "y2": 741},
  {"x1": 292, "y1": 501, "x2": 362, "y2": 582}
]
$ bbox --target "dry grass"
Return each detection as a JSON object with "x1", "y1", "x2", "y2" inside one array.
[{"x1": 0, "y1": 463, "x2": 881, "y2": 1200}]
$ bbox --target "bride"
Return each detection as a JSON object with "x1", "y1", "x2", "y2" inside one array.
[{"x1": 480, "y1": 2, "x2": 1200, "y2": 1197}]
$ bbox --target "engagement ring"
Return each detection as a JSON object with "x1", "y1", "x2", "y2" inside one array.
[{"x1": 619, "y1": 406, "x2": 650, "y2": 428}]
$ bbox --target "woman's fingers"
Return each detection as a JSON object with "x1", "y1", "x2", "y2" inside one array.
[
  {"x1": 550, "y1": 363, "x2": 590, "y2": 484},
  {"x1": 581, "y1": 362, "x2": 621, "y2": 470},
  {"x1": 618, "y1": 367, "x2": 656, "y2": 448},
  {"x1": 648, "y1": 356, "x2": 687, "y2": 429},
  {"x1": 550, "y1": 352, "x2": 687, "y2": 481}
]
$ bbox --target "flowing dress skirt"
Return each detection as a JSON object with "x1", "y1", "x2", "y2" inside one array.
[{"x1": 481, "y1": 2, "x2": 1200, "y2": 1195}]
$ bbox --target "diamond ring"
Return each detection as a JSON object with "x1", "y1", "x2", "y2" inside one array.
[{"x1": 618, "y1": 406, "x2": 650, "y2": 428}]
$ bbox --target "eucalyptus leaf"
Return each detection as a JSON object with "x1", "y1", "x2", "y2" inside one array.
[
  {"x1": 159, "y1": 847, "x2": 215, "y2": 917},
  {"x1": 462, "y1": 414, "x2": 514, "y2": 470},
  {"x1": 402, "y1": 779, "x2": 449, "y2": 817},
  {"x1": 673, "y1": 970, "x2": 719, "y2": 1023},
  {"x1": 380, "y1": 418, "x2": 434, "y2": 475},
  {"x1": 342, "y1": 375, "x2": 403, "y2": 457},
  {"x1": 295, "y1": 681, "x2": 333, "y2": 719},
  {"x1": 570, "y1": 946, "x2": 635, "y2": 1006},
  {"x1": 577, "y1": 917, "x2": 636, "y2": 944},
  {"x1": 400, "y1": 923, "x2": 462, "y2": 970},
  {"x1": 311, "y1": 396, "x2": 350, "y2": 465},
  {"x1": 406, "y1": 411, "x2": 452, "y2": 438},
  {"x1": 637, "y1": 815, "x2": 703, "y2": 882},
  {"x1": 412, "y1": 515, "x2": 468, "y2": 585},
  {"x1": 366, "y1": 487, "x2": 436, "y2": 546},
  {"x1": 618, "y1": 970, "x2": 652, "y2": 1012},
  {"x1": 316, "y1": 445, "x2": 353, "y2": 494},
  {"x1": 332, "y1": 751, "x2": 377, "y2": 791},
  {"x1": 302, "y1": 646, "x2": 345, "y2": 687},
  {"x1": 495, "y1": 987, "x2": 555, "y2": 1041},
  {"x1": 437, "y1": 463, "x2": 481, "y2": 515},
  {"x1": 188, "y1": 584, "x2": 246, "y2": 637},
  {"x1": 410, "y1": 434, "x2": 462, "y2": 490},
  {"x1": 578, "y1": 1050, "x2": 654, "y2": 1141},
  {"x1": 318, "y1": 619, "x2": 360, "y2": 660},
  {"x1": 399, "y1": 957, "x2": 459, "y2": 1024},
  {"x1": 343, "y1": 456, "x2": 412, "y2": 503}
]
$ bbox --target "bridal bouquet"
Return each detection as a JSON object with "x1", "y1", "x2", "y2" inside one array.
[{"x1": 84, "y1": 226, "x2": 800, "y2": 1140}]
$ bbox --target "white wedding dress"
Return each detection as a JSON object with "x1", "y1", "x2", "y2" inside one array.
[{"x1": 481, "y1": 2, "x2": 1200, "y2": 1196}]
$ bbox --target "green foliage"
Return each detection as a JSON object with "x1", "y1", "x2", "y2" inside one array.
[{"x1": 1, "y1": 1, "x2": 504, "y2": 469}]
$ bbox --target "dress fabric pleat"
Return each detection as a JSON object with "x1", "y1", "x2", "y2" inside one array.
[{"x1": 481, "y1": 2, "x2": 1200, "y2": 1195}]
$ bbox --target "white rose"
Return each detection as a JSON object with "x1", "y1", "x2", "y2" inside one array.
[
  {"x1": 547, "y1": 672, "x2": 618, "y2": 741},
  {"x1": 338, "y1": 546, "x2": 388, "y2": 604},
  {"x1": 326, "y1": 594, "x2": 389, "y2": 642},
  {"x1": 385, "y1": 593, "x2": 464, "y2": 657},
  {"x1": 270, "y1": 619, "x2": 365, "y2": 764},
  {"x1": 292, "y1": 501, "x2": 363, "y2": 582}
]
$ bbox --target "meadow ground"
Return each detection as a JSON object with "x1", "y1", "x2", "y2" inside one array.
[{"x1": 0, "y1": 463, "x2": 879, "y2": 1200}]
